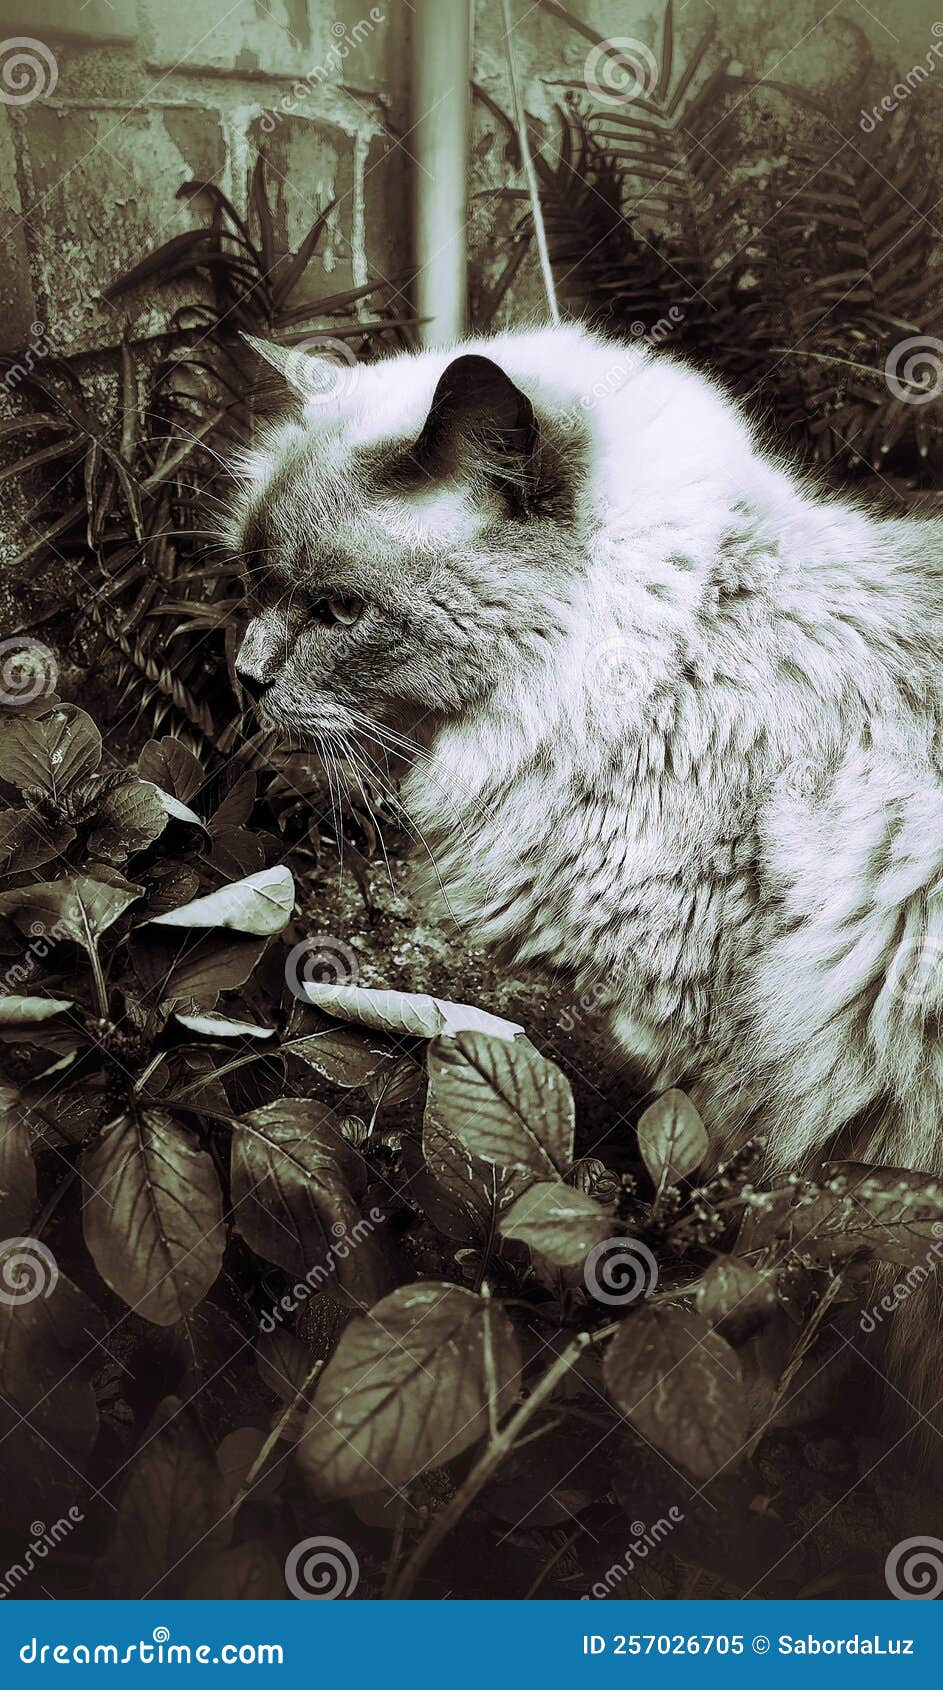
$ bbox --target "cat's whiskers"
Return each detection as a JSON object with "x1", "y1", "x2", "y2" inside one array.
[
  {"x1": 144, "y1": 419, "x2": 242, "y2": 481},
  {"x1": 345, "y1": 706, "x2": 475, "y2": 852},
  {"x1": 333, "y1": 733, "x2": 397, "y2": 896},
  {"x1": 318, "y1": 732, "x2": 346, "y2": 883},
  {"x1": 342, "y1": 734, "x2": 461, "y2": 924}
]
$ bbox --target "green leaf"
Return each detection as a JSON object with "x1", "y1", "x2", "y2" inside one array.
[
  {"x1": 132, "y1": 929, "x2": 270, "y2": 1001},
  {"x1": 425, "y1": 1032, "x2": 574, "y2": 1176},
  {"x1": 173, "y1": 1010, "x2": 275, "y2": 1040},
  {"x1": 101, "y1": 1398, "x2": 223, "y2": 1597},
  {"x1": 500, "y1": 1180, "x2": 614, "y2": 1265},
  {"x1": 215, "y1": 1426, "x2": 282, "y2": 1509},
  {"x1": 0, "y1": 705, "x2": 101, "y2": 794},
  {"x1": 82, "y1": 1109, "x2": 224, "y2": 1324},
  {"x1": 210, "y1": 770, "x2": 257, "y2": 829},
  {"x1": 0, "y1": 1083, "x2": 35, "y2": 1232},
  {"x1": 303, "y1": 983, "x2": 524, "y2": 1041},
  {"x1": 147, "y1": 784, "x2": 206, "y2": 830},
  {"x1": 87, "y1": 779, "x2": 169, "y2": 862},
  {"x1": 603, "y1": 1307, "x2": 750, "y2": 1481},
  {"x1": 411, "y1": 1115, "x2": 529, "y2": 1246},
  {"x1": 298, "y1": 1283, "x2": 521, "y2": 1498},
  {"x1": 636, "y1": 1089, "x2": 708, "y2": 1187},
  {"x1": 208, "y1": 827, "x2": 265, "y2": 879},
  {"x1": 146, "y1": 865, "x2": 294, "y2": 936},
  {"x1": 281, "y1": 1004, "x2": 397, "y2": 1089},
  {"x1": 3, "y1": 873, "x2": 143, "y2": 949},
  {"x1": 231, "y1": 1099, "x2": 381, "y2": 1300},
  {"x1": 0, "y1": 808, "x2": 74, "y2": 874},
  {"x1": 0, "y1": 996, "x2": 73, "y2": 1024},
  {"x1": 138, "y1": 737, "x2": 204, "y2": 802},
  {"x1": 694, "y1": 1256, "x2": 777, "y2": 1341},
  {"x1": 144, "y1": 863, "x2": 201, "y2": 917}
]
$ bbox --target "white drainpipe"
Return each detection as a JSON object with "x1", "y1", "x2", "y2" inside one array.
[{"x1": 411, "y1": 0, "x2": 473, "y2": 347}]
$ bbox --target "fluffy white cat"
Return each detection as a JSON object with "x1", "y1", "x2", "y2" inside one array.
[{"x1": 233, "y1": 322, "x2": 943, "y2": 1455}]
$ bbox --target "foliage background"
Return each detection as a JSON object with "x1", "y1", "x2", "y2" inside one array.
[{"x1": 0, "y1": 0, "x2": 942, "y2": 1603}]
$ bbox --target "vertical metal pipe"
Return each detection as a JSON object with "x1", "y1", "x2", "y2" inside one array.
[{"x1": 412, "y1": 0, "x2": 472, "y2": 347}]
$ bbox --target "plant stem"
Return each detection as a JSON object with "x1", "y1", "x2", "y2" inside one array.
[
  {"x1": 748, "y1": 1271, "x2": 844, "y2": 1454},
  {"x1": 228, "y1": 1359, "x2": 323, "y2": 1519},
  {"x1": 132, "y1": 1050, "x2": 167, "y2": 1095},
  {"x1": 523, "y1": 1524, "x2": 584, "y2": 1600},
  {"x1": 170, "y1": 1048, "x2": 270, "y2": 1100},
  {"x1": 390, "y1": 1329, "x2": 593, "y2": 1599},
  {"x1": 33, "y1": 1168, "x2": 77, "y2": 1238}
]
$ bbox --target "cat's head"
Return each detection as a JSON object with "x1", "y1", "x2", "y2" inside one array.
[{"x1": 229, "y1": 343, "x2": 581, "y2": 747}]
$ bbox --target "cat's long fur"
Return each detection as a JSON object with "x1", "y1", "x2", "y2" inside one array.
[{"x1": 233, "y1": 322, "x2": 943, "y2": 1455}]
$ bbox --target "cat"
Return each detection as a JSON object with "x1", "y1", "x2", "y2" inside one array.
[{"x1": 230, "y1": 322, "x2": 943, "y2": 1466}]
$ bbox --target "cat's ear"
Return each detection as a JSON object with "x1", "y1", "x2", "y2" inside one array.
[
  {"x1": 240, "y1": 333, "x2": 337, "y2": 405},
  {"x1": 410, "y1": 354, "x2": 540, "y2": 504},
  {"x1": 241, "y1": 333, "x2": 301, "y2": 390}
]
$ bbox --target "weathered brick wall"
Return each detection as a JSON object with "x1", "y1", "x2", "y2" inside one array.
[
  {"x1": 2, "y1": 0, "x2": 935, "y2": 382},
  {"x1": 0, "y1": 0, "x2": 410, "y2": 362},
  {"x1": 0, "y1": 0, "x2": 416, "y2": 622}
]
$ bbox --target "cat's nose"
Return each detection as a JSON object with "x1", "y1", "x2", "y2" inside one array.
[
  {"x1": 235, "y1": 666, "x2": 274, "y2": 703},
  {"x1": 235, "y1": 618, "x2": 280, "y2": 701}
]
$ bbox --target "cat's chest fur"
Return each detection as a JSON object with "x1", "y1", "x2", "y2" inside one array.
[{"x1": 405, "y1": 651, "x2": 773, "y2": 1047}]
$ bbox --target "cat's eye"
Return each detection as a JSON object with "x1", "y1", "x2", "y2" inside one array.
[
  {"x1": 326, "y1": 597, "x2": 363, "y2": 627},
  {"x1": 308, "y1": 596, "x2": 364, "y2": 628}
]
